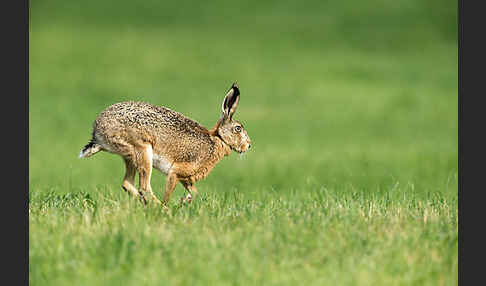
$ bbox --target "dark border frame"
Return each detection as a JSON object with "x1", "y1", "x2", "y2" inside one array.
[{"x1": 2, "y1": 0, "x2": 29, "y2": 284}]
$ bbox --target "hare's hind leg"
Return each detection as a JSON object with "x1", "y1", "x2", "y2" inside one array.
[
  {"x1": 135, "y1": 144, "x2": 162, "y2": 205},
  {"x1": 180, "y1": 181, "x2": 198, "y2": 204},
  {"x1": 122, "y1": 157, "x2": 146, "y2": 203}
]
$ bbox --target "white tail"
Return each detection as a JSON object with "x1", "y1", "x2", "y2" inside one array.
[{"x1": 78, "y1": 142, "x2": 101, "y2": 158}]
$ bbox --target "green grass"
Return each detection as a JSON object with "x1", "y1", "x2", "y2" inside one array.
[
  {"x1": 30, "y1": 188, "x2": 457, "y2": 286},
  {"x1": 29, "y1": 0, "x2": 457, "y2": 285}
]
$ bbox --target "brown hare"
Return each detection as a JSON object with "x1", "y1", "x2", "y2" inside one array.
[{"x1": 79, "y1": 83, "x2": 251, "y2": 206}]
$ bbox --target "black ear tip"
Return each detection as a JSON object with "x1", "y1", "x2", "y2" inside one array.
[{"x1": 231, "y1": 82, "x2": 240, "y2": 96}]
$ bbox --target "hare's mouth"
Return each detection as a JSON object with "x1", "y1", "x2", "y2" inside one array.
[
  {"x1": 230, "y1": 145, "x2": 244, "y2": 154},
  {"x1": 233, "y1": 144, "x2": 250, "y2": 154}
]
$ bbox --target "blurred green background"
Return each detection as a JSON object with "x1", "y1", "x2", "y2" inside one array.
[
  {"x1": 29, "y1": 1, "x2": 457, "y2": 285},
  {"x1": 30, "y1": 0, "x2": 457, "y2": 195}
]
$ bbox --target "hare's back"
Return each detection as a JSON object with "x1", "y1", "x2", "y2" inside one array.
[{"x1": 95, "y1": 101, "x2": 202, "y2": 130}]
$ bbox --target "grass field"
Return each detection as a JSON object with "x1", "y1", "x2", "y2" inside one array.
[{"x1": 29, "y1": 1, "x2": 458, "y2": 285}]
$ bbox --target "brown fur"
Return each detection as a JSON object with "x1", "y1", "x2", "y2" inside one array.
[{"x1": 79, "y1": 83, "x2": 251, "y2": 206}]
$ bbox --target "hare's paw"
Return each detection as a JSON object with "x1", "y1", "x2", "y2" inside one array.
[
  {"x1": 180, "y1": 193, "x2": 193, "y2": 205},
  {"x1": 161, "y1": 203, "x2": 169, "y2": 211}
]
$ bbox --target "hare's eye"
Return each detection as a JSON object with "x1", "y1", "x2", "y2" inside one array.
[{"x1": 234, "y1": 126, "x2": 242, "y2": 133}]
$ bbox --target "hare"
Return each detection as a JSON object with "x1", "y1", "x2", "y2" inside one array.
[{"x1": 78, "y1": 83, "x2": 251, "y2": 206}]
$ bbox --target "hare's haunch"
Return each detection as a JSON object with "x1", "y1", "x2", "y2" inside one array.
[{"x1": 79, "y1": 83, "x2": 251, "y2": 205}]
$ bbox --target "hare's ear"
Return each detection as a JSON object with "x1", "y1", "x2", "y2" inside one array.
[{"x1": 221, "y1": 82, "x2": 240, "y2": 121}]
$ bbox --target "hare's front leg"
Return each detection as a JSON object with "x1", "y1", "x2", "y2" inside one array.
[
  {"x1": 136, "y1": 145, "x2": 162, "y2": 205},
  {"x1": 162, "y1": 170, "x2": 179, "y2": 205},
  {"x1": 180, "y1": 181, "x2": 198, "y2": 204},
  {"x1": 122, "y1": 157, "x2": 146, "y2": 203}
]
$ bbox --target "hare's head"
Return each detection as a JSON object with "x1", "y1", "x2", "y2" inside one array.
[{"x1": 216, "y1": 83, "x2": 252, "y2": 153}]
